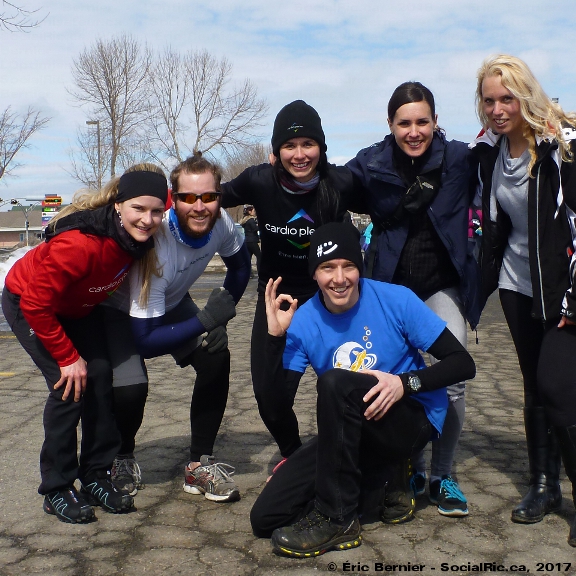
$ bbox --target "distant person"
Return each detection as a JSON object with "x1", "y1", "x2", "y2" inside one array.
[
  {"x1": 250, "y1": 222, "x2": 475, "y2": 557},
  {"x1": 240, "y1": 205, "x2": 261, "y2": 277},
  {"x1": 471, "y1": 54, "x2": 576, "y2": 543},
  {"x1": 107, "y1": 153, "x2": 251, "y2": 503},
  {"x1": 347, "y1": 82, "x2": 481, "y2": 520},
  {"x1": 1, "y1": 165, "x2": 168, "y2": 523},
  {"x1": 222, "y1": 100, "x2": 365, "y2": 467}
]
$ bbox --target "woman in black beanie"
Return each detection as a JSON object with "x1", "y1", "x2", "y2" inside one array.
[{"x1": 222, "y1": 100, "x2": 365, "y2": 466}]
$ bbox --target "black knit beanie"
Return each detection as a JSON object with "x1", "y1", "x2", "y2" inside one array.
[
  {"x1": 308, "y1": 222, "x2": 363, "y2": 277},
  {"x1": 271, "y1": 100, "x2": 327, "y2": 156}
]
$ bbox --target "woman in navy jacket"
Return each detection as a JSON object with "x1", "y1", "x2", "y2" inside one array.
[
  {"x1": 347, "y1": 82, "x2": 481, "y2": 520},
  {"x1": 471, "y1": 54, "x2": 576, "y2": 545}
]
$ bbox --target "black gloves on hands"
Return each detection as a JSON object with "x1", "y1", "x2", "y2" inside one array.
[
  {"x1": 202, "y1": 325, "x2": 228, "y2": 353},
  {"x1": 196, "y1": 288, "x2": 236, "y2": 332}
]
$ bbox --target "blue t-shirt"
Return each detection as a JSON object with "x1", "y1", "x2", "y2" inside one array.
[{"x1": 284, "y1": 278, "x2": 448, "y2": 433}]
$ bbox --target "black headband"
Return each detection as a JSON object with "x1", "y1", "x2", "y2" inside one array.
[{"x1": 117, "y1": 171, "x2": 168, "y2": 204}]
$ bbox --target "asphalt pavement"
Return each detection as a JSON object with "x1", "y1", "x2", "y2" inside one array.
[{"x1": 0, "y1": 274, "x2": 575, "y2": 576}]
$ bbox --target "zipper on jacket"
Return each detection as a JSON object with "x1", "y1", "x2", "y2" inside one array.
[{"x1": 535, "y1": 164, "x2": 546, "y2": 321}]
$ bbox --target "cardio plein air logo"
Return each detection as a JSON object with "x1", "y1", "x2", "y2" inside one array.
[{"x1": 265, "y1": 209, "x2": 315, "y2": 250}]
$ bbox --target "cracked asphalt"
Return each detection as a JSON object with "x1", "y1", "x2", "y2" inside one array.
[{"x1": 1, "y1": 271, "x2": 575, "y2": 575}]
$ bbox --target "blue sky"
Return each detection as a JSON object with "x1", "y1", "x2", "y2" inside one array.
[{"x1": 1, "y1": 0, "x2": 576, "y2": 206}]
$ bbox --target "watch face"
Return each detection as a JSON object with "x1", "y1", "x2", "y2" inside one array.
[{"x1": 408, "y1": 375, "x2": 421, "y2": 392}]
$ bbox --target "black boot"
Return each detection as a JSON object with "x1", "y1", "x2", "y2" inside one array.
[
  {"x1": 554, "y1": 424, "x2": 576, "y2": 547},
  {"x1": 511, "y1": 407, "x2": 562, "y2": 523}
]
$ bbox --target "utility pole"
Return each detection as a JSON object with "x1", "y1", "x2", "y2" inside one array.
[{"x1": 86, "y1": 120, "x2": 102, "y2": 189}]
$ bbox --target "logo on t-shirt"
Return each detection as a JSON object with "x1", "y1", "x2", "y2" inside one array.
[
  {"x1": 265, "y1": 209, "x2": 315, "y2": 250},
  {"x1": 332, "y1": 341, "x2": 377, "y2": 372}
]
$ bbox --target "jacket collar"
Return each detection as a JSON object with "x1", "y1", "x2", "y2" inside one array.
[
  {"x1": 366, "y1": 132, "x2": 447, "y2": 182},
  {"x1": 469, "y1": 128, "x2": 501, "y2": 149}
]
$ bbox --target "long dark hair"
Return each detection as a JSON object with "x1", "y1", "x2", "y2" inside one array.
[{"x1": 272, "y1": 150, "x2": 340, "y2": 225}]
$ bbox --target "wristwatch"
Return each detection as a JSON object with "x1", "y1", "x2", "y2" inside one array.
[{"x1": 407, "y1": 373, "x2": 422, "y2": 393}]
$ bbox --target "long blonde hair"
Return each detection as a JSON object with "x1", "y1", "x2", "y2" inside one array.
[
  {"x1": 476, "y1": 54, "x2": 576, "y2": 175},
  {"x1": 53, "y1": 163, "x2": 166, "y2": 307}
]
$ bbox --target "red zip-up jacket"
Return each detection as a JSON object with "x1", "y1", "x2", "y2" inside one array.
[{"x1": 5, "y1": 230, "x2": 133, "y2": 367}]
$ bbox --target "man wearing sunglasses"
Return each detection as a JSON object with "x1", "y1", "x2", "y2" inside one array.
[{"x1": 109, "y1": 153, "x2": 251, "y2": 503}]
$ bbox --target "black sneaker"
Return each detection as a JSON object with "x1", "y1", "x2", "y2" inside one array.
[
  {"x1": 380, "y1": 459, "x2": 415, "y2": 524},
  {"x1": 271, "y1": 508, "x2": 362, "y2": 558},
  {"x1": 429, "y1": 475, "x2": 469, "y2": 517},
  {"x1": 80, "y1": 475, "x2": 134, "y2": 513},
  {"x1": 43, "y1": 487, "x2": 95, "y2": 524}
]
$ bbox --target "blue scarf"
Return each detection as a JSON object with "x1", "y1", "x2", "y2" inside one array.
[{"x1": 167, "y1": 207, "x2": 212, "y2": 248}]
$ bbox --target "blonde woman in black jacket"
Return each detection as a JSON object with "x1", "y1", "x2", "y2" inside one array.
[{"x1": 471, "y1": 55, "x2": 576, "y2": 543}]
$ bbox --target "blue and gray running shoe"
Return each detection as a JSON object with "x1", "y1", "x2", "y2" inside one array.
[{"x1": 429, "y1": 475, "x2": 469, "y2": 517}]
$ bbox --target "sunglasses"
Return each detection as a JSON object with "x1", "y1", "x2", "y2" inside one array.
[{"x1": 174, "y1": 192, "x2": 221, "y2": 204}]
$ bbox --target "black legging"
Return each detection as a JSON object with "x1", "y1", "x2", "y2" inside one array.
[
  {"x1": 250, "y1": 291, "x2": 315, "y2": 457},
  {"x1": 246, "y1": 242, "x2": 261, "y2": 273},
  {"x1": 537, "y1": 323, "x2": 576, "y2": 427},
  {"x1": 112, "y1": 345, "x2": 230, "y2": 461},
  {"x1": 499, "y1": 289, "x2": 552, "y2": 407},
  {"x1": 114, "y1": 383, "x2": 148, "y2": 455}
]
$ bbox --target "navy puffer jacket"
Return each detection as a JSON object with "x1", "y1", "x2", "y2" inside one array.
[{"x1": 347, "y1": 132, "x2": 482, "y2": 329}]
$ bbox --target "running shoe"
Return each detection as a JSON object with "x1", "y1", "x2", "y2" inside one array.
[
  {"x1": 266, "y1": 457, "x2": 288, "y2": 483},
  {"x1": 183, "y1": 455, "x2": 240, "y2": 502},
  {"x1": 112, "y1": 454, "x2": 144, "y2": 496},
  {"x1": 80, "y1": 474, "x2": 134, "y2": 513},
  {"x1": 43, "y1": 486, "x2": 95, "y2": 524},
  {"x1": 271, "y1": 508, "x2": 362, "y2": 558},
  {"x1": 429, "y1": 475, "x2": 469, "y2": 517}
]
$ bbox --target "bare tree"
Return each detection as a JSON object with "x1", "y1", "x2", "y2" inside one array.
[
  {"x1": 146, "y1": 49, "x2": 268, "y2": 166},
  {"x1": 0, "y1": 105, "x2": 50, "y2": 181},
  {"x1": 67, "y1": 127, "x2": 111, "y2": 189},
  {"x1": 0, "y1": 1, "x2": 46, "y2": 31},
  {"x1": 222, "y1": 143, "x2": 270, "y2": 222},
  {"x1": 222, "y1": 142, "x2": 270, "y2": 181},
  {"x1": 145, "y1": 47, "x2": 189, "y2": 171},
  {"x1": 69, "y1": 35, "x2": 152, "y2": 179}
]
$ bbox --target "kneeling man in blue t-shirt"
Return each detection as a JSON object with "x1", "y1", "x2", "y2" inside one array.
[{"x1": 250, "y1": 222, "x2": 476, "y2": 558}]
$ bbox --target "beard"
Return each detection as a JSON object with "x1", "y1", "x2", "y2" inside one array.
[{"x1": 176, "y1": 207, "x2": 220, "y2": 239}]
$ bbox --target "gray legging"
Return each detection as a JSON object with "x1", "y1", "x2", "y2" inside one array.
[{"x1": 412, "y1": 287, "x2": 467, "y2": 482}]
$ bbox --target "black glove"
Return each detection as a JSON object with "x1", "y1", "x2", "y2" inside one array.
[
  {"x1": 202, "y1": 325, "x2": 228, "y2": 353},
  {"x1": 196, "y1": 288, "x2": 236, "y2": 332}
]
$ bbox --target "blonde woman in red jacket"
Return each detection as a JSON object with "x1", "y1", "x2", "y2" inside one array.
[{"x1": 2, "y1": 163, "x2": 167, "y2": 524}]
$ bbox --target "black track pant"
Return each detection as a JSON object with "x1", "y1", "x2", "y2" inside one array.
[
  {"x1": 2, "y1": 288, "x2": 120, "y2": 494},
  {"x1": 250, "y1": 369, "x2": 430, "y2": 535}
]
